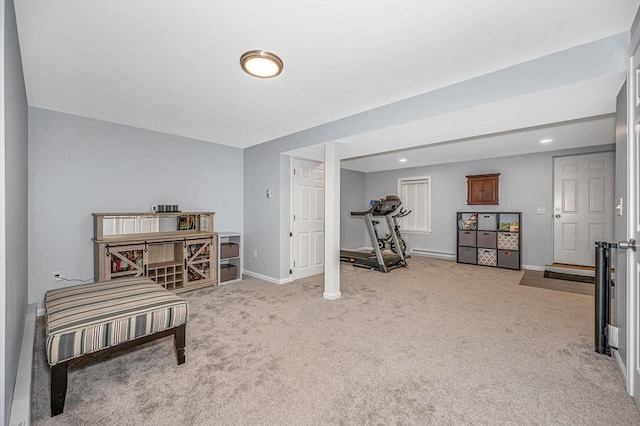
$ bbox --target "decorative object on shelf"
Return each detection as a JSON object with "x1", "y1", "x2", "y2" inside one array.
[
  {"x1": 153, "y1": 204, "x2": 180, "y2": 213},
  {"x1": 458, "y1": 212, "x2": 478, "y2": 230},
  {"x1": 466, "y1": 173, "x2": 500, "y2": 205},
  {"x1": 178, "y1": 214, "x2": 198, "y2": 231},
  {"x1": 456, "y1": 211, "x2": 521, "y2": 270},
  {"x1": 93, "y1": 212, "x2": 217, "y2": 292}
]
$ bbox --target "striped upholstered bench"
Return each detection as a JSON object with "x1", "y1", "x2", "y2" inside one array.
[{"x1": 45, "y1": 277, "x2": 188, "y2": 416}]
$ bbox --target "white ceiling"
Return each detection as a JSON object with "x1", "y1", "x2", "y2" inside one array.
[{"x1": 14, "y1": 1, "x2": 640, "y2": 172}]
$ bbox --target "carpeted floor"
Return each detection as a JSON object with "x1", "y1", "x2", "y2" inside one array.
[{"x1": 31, "y1": 257, "x2": 639, "y2": 425}]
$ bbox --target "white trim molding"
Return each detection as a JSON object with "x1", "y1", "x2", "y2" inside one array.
[
  {"x1": 522, "y1": 264, "x2": 546, "y2": 272},
  {"x1": 9, "y1": 303, "x2": 36, "y2": 426},
  {"x1": 243, "y1": 270, "x2": 293, "y2": 285},
  {"x1": 410, "y1": 249, "x2": 455, "y2": 260}
]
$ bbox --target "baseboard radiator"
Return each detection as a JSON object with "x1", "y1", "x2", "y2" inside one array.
[
  {"x1": 9, "y1": 303, "x2": 37, "y2": 426},
  {"x1": 410, "y1": 249, "x2": 456, "y2": 260}
]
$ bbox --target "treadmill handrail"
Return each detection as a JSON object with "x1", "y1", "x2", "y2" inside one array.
[{"x1": 350, "y1": 195, "x2": 402, "y2": 217}]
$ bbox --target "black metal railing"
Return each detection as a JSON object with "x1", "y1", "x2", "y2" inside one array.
[{"x1": 594, "y1": 241, "x2": 615, "y2": 355}]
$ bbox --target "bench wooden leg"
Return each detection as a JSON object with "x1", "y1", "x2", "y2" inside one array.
[
  {"x1": 175, "y1": 324, "x2": 186, "y2": 365},
  {"x1": 51, "y1": 361, "x2": 69, "y2": 416}
]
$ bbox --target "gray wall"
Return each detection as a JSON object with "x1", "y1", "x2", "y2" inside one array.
[
  {"x1": 340, "y1": 168, "x2": 367, "y2": 250},
  {"x1": 243, "y1": 36, "x2": 627, "y2": 281},
  {"x1": 2, "y1": 0, "x2": 29, "y2": 424},
  {"x1": 363, "y1": 145, "x2": 615, "y2": 268},
  {"x1": 28, "y1": 108, "x2": 243, "y2": 309}
]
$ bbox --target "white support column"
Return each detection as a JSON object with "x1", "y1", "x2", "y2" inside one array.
[{"x1": 323, "y1": 141, "x2": 341, "y2": 300}]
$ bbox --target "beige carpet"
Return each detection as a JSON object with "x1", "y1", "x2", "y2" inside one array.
[{"x1": 31, "y1": 257, "x2": 639, "y2": 425}]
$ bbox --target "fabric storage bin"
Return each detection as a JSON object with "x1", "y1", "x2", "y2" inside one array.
[
  {"x1": 221, "y1": 242, "x2": 240, "y2": 259},
  {"x1": 497, "y1": 232, "x2": 519, "y2": 250},
  {"x1": 458, "y1": 247, "x2": 476, "y2": 264},
  {"x1": 476, "y1": 231, "x2": 496, "y2": 249},
  {"x1": 477, "y1": 248, "x2": 497, "y2": 266},
  {"x1": 498, "y1": 250, "x2": 520, "y2": 269},
  {"x1": 458, "y1": 230, "x2": 476, "y2": 247},
  {"x1": 477, "y1": 214, "x2": 497, "y2": 231},
  {"x1": 220, "y1": 264, "x2": 238, "y2": 282}
]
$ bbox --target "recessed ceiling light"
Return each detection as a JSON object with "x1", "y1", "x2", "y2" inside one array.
[
  {"x1": 399, "y1": 158, "x2": 408, "y2": 163},
  {"x1": 240, "y1": 50, "x2": 283, "y2": 78},
  {"x1": 540, "y1": 138, "x2": 553, "y2": 144}
]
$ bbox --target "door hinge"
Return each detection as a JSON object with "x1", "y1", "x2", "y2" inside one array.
[
  {"x1": 293, "y1": 168, "x2": 296, "y2": 175},
  {"x1": 289, "y1": 269, "x2": 292, "y2": 274},
  {"x1": 293, "y1": 261, "x2": 296, "y2": 267},
  {"x1": 290, "y1": 232, "x2": 293, "y2": 237}
]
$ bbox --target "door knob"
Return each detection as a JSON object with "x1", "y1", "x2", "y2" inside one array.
[
  {"x1": 555, "y1": 214, "x2": 561, "y2": 218},
  {"x1": 619, "y1": 239, "x2": 637, "y2": 251}
]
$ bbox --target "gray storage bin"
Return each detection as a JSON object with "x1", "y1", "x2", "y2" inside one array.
[
  {"x1": 458, "y1": 230, "x2": 476, "y2": 247},
  {"x1": 458, "y1": 246, "x2": 476, "y2": 264},
  {"x1": 477, "y1": 248, "x2": 497, "y2": 266},
  {"x1": 497, "y1": 232, "x2": 519, "y2": 250},
  {"x1": 477, "y1": 231, "x2": 496, "y2": 248},
  {"x1": 498, "y1": 249, "x2": 520, "y2": 270},
  {"x1": 477, "y1": 214, "x2": 497, "y2": 231}
]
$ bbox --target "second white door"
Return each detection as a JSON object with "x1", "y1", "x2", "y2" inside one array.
[
  {"x1": 553, "y1": 152, "x2": 615, "y2": 266},
  {"x1": 292, "y1": 159, "x2": 325, "y2": 280}
]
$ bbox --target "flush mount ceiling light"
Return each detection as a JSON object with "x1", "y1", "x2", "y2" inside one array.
[
  {"x1": 399, "y1": 158, "x2": 408, "y2": 163},
  {"x1": 540, "y1": 138, "x2": 553, "y2": 144},
  {"x1": 240, "y1": 50, "x2": 283, "y2": 78}
]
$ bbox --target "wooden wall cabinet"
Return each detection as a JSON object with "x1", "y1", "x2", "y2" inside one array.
[
  {"x1": 93, "y1": 212, "x2": 217, "y2": 292},
  {"x1": 467, "y1": 173, "x2": 500, "y2": 205}
]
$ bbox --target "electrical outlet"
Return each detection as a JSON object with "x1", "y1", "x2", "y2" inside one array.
[{"x1": 52, "y1": 271, "x2": 62, "y2": 282}]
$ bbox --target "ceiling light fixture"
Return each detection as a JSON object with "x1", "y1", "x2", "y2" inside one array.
[
  {"x1": 399, "y1": 158, "x2": 408, "y2": 163},
  {"x1": 540, "y1": 138, "x2": 553, "y2": 144},
  {"x1": 240, "y1": 50, "x2": 284, "y2": 78}
]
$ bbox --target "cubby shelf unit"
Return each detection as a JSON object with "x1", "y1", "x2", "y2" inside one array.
[
  {"x1": 218, "y1": 232, "x2": 242, "y2": 284},
  {"x1": 456, "y1": 211, "x2": 522, "y2": 270}
]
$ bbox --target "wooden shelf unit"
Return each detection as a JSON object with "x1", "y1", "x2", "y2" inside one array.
[{"x1": 93, "y1": 212, "x2": 218, "y2": 292}]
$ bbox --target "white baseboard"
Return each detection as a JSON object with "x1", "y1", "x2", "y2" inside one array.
[
  {"x1": 36, "y1": 307, "x2": 45, "y2": 317},
  {"x1": 522, "y1": 264, "x2": 546, "y2": 272},
  {"x1": 410, "y1": 249, "x2": 456, "y2": 260},
  {"x1": 323, "y1": 291, "x2": 342, "y2": 300},
  {"x1": 9, "y1": 303, "x2": 37, "y2": 426},
  {"x1": 243, "y1": 270, "x2": 292, "y2": 285},
  {"x1": 612, "y1": 348, "x2": 628, "y2": 387}
]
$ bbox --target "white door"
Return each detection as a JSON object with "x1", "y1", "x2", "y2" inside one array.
[
  {"x1": 628, "y1": 27, "x2": 640, "y2": 408},
  {"x1": 292, "y1": 159, "x2": 325, "y2": 280},
  {"x1": 553, "y1": 152, "x2": 615, "y2": 266}
]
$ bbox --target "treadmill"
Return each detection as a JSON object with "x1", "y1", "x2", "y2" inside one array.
[{"x1": 340, "y1": 195, "x2": 408, "y2": 272}]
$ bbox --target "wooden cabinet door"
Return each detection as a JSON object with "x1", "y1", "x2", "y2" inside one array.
[
  {"x1": 184, "y1": 238, "x2": 215, "y2": 286},
  {"x1": 468, "y1": 178, "x2": 485, "y2": 204},
  {"x1": 481, "y1": 176, "x2": 498, "y2": 204},
  {"x1": 104, "y1": 244, "x2": 146, "y2": 280}
]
